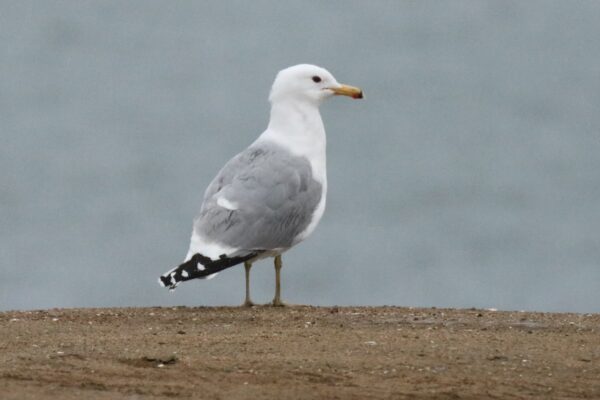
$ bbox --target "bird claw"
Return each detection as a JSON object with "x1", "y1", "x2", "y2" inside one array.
[{"x1": 271, "y1": 299, "x2": 286, "y2": 307}]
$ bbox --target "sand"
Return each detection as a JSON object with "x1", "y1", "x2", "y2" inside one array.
[{"x1": 1, "y1": 306, "x2": 599, "y2": 399}]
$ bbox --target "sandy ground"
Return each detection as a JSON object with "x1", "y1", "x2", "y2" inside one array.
[{"x1": 1, "y1": 306, "x2": 599, "y2": 399}]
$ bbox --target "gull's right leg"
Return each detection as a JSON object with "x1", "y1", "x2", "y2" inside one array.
[
  {"x1": 243, "y1": 261, "x2": 254, "y2": 307},
  {"x1": 271, "y1": 255, "x2": 285, "y2": 307}
]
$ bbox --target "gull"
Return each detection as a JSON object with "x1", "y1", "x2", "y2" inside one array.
[{"x1": 159, "y1": 64, "x2": 363, "y2": 306}]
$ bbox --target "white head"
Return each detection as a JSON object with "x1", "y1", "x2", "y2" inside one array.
[{"x1": 269, "y1": 64, "x2": 363, "y2": 105}]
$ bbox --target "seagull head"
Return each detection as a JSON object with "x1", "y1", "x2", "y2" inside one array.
[{"x1": 269, "y1": 64, "x2": 363, "y2": 105}]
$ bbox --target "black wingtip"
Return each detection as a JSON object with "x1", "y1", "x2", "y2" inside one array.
[
  {"x1": 158, "y1": 251, "x2": 264, "y2": 290},
  {"x1": 158, "y1": 275, "x2": 171, "y2": 287},
  {"x1": 158, "y1": 274, "x2": 178, "y2": 290}
]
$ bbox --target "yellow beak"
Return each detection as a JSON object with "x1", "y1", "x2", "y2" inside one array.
[{"x1": 329, "y1": 84, "x2": 363, "y2": 99}]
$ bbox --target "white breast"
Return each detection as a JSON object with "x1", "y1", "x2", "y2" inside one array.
[{"x1": 257, "y1": 101, "x2": 328, "y2": 246}]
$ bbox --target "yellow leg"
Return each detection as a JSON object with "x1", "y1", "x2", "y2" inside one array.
[
  {"x1": 243, "y1": 261, "x2": 254, "y2": 307},
  {"x1": 272, "y1": 255, "x2": 285, "y2": 307}
]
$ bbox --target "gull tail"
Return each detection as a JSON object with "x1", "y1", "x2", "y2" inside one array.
[{"x1": 158, "y1": 252, "x2": 261, "y2": 290}]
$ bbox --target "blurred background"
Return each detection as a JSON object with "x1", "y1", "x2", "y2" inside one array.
[{"x1": 2, "y1": 1, "x2": 599, "y2": 313}]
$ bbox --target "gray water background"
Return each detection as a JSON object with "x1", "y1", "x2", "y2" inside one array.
[{"x1": 2, "y1": 1, "x2": 599, "y2": 313}]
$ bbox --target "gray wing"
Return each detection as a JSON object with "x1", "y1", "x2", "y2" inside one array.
[{"x1": 194, "y1": 142, "x2": 322, "y2": 251}]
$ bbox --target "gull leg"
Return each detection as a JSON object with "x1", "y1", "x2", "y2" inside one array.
[
  {"x1": 243, "y1": 261, "x2": 254, "y2": 307},
  {"x1": 272, "y1": 255, "x2": 285, "y2": 307}
]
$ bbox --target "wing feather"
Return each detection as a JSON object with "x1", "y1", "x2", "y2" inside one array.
[{"x1": 194, "y1": 142, "x2": 322, "y2": 252}]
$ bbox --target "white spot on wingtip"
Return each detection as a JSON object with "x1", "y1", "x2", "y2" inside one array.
[
  {"x1": 181, "y1": 270, "x2": 189, "y2": 278},
  {"x1": 197, "y1": 263, "x2": 206, "y2": 271}
]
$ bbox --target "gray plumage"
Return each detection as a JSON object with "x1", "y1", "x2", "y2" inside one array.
[{"x1": 196, "y1": 141, "x2": 322, "y2": 252}]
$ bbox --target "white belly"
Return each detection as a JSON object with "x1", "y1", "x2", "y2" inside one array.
[{"x1": 293, "y1": 182, "x2": 327, "y2": 245}]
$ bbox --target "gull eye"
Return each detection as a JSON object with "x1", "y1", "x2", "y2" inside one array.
[{"x1": 312, "y1": 76, "x2": 322, "y2": 83}]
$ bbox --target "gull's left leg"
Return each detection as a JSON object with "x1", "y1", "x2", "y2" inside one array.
[
  {"x1": 272, "y1": 255, "x2": 285, "y2": 307},
  {"x1": 242, "y1": 261, "x2": 254, "y2": 307}
]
